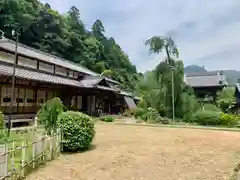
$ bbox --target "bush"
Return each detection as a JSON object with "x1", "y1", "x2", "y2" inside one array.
[
  {"x1": 37, "y1": 97, "x2": 65, "y2": 135},
  {"x1": 203, "y1": 103, "x2": 221, "y2": 112},
  {"x1": 100, "y1": 116, "x2": 115, "y2": 122},
  {"x1": 155, "y1": 116, "x2": 171, "y2": 124},
  {"x1": 133, "y1": 108, "x2": 146, "y2": 119},
  {"x1": 219, "y1": 113, "x2": 240, "y2": 127},
  {"x1": 193, "y1": 110, "x2": 220, "y2": 125},
  {"x1": 58, "y1": 111, "x2": 95, "y2": 152}
]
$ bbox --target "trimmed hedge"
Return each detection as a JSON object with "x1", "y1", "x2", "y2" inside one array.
[
  {"x1": 58, "y1": 111, "x2": 95, "y2": 152},
  {"x1": 193, "y1": 110, "x2": 221, "y2": 125}
]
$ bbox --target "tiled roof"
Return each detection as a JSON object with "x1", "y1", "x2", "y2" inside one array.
[
  {"x1": 0, "y1": 39, "x2": 121, "y2": 85},
  {"x1": 80, "y1": 76, "x2": 104, "y2": 87},
  {"x1": 0, "y1": 63, "x2": 83, "y2": 87},
  {"x1": 185, "y1": 72, "x2": 227, "y2": 87},
  {"x1": 80, "y1": 76, "x2": 119, "y2": 92},
  {"x1": 0, "y1": 39, "x2": 98, "y2": 76},
  {"x1": 95, "y1": 85, "x2": 119, "y2": 92}
]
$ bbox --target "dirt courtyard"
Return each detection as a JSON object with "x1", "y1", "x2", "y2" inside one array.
[{"x1": 26, "y1": 124, "x2": 240, "y2": 180}]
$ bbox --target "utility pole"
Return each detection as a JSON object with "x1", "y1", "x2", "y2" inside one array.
[
  {"x1": 165, "y1": 44, "x2": 175, "y2": 122},
  {"x1": 171, "y1": 66, "x2": 175, "y2": 121},
  {"x1": 8, "y1": 30, "x2": 19, "y2": 136}
]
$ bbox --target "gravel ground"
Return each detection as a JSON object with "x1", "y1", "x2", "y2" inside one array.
[{"x1": 26, "y1": 123, "x2": 240, "y2": 180}]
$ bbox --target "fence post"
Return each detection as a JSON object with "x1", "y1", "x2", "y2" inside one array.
[
  {"x1": 42, "y1": 136, "x2": 46, "y2": 163},
  {"x1": 21, "y1": 140, "x2": 25, "y2": 178},
  {"x1": 0, "y1": 143, "x2": 8, "y2": 179},
  {"x1": 11, "y1": 141, "x2": 15, "y2": 176},
  {"x1": 32, "y1": 141, "x2": 35, "y2": 169},
  {"x1": 57, "y1": 129, "x2": 61, "y2": 155},
  {"x1": 49, "y1": 134, "x2": 53, "y2": 160}
]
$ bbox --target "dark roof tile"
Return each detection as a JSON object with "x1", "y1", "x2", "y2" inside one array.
[
  {"x1": 0, "y1": 64, "x2": 83, "y2": 87},
  {"x1": 185, "y1": 72, "x2": 227, "y2": 87}
]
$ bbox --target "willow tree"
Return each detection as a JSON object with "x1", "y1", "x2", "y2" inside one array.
[{"x1": 145, "y1": 36, "x2": 182, "y2": 119}]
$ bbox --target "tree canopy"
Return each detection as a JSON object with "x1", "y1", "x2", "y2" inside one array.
[{"x1": 0, "y1": 0, "x2": 140, "y2": 91}]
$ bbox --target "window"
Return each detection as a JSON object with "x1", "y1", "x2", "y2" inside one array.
[
  {"x1": 73, "y1": 72, "x2": 79, "y2": 79},
  {"x1": 26, "y1": 89, "x2": 35, "y2": 104},
  {"x1": 68, "y1": 70, "x2": 74, "y2": 78},
  {"x1": 47, "y1": 91, "x2": 54, "y2": 100},
  {"x1": 77, "y1": 96, "x2": 82, "y2": 109},
  {"x1": 17, "y1": 88, "x2": 25, "y2": 105},
  {"x1": 18, "y1": 56, "x2": 37, "y2": 69},
  {"x1": 55, "y1": 66, "x2": 67, "y2": 76},
  {"x1": 37, "y1": 90, "x2": 46, "y2": 105},
  {"x1": 0, "y1": 51, "x2": 14, "y2": 64},
  {"x1": 39, "y1": 62, "x2": 54, "y2": 73},
  {"x1": 1, "y1": 86, "x2": 12, "y2": 105}
]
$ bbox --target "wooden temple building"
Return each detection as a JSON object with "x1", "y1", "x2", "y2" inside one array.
[
  {"x1": 0, "y1": 38, "x2": 139, "y2": 126},
  {"x1": 185, "y1": 72, "x2": 228, "y2": 103}
]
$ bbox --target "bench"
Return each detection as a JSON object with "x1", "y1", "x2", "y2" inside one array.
[{"x1": 4, "y1": 114, "x2": 36, "y2": 128}]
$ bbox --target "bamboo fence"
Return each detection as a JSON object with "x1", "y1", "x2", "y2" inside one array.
[{"x1": 0, "y1": 128, "x2": 61, "y2": 180}]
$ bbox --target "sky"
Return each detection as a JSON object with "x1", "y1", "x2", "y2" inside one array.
[{"x1": 41, "y1": 0, "x2": 240, "y2": 72}]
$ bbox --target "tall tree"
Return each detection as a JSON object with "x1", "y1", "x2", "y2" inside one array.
[
  {"x1": 0, "y1": 0, "x2": 140, "y2": 92},
  {"x1": 145, "y1": 36, "x2": 181, "y2": 117}
]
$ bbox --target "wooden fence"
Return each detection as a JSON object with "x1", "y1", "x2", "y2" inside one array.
[{"x1": 0, "y1": 128, "x2": 61, "y2": 180}]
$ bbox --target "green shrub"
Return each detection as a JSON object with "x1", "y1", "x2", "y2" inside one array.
[
  {"x1": 37, "y1": 97, "x2": 65, "y2": 135},
  {"x1": 100, "y1": 116, "x2": 115, "y2": 122},
  {"x1": 58, "y1": 111, "x2": 95, "y2": 152},
  {"x1": 203, "y1": 103, "x2": 221, "y2": 112},
  {"x1": 219, "y1": 113, "x2": 239, "y2": 127},
  {"x1": 193, "y1": 110, "x2": 221, "y2": 125},
  {"x1": 155, "y1": 116, "x2": 171, "y2": 124},
  {"x1": 133, "y1": 108, "x2": 146, "y2": 119}
]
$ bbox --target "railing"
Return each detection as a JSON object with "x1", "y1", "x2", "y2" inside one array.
[{"x1": 0, "y1": 128, "x2": 61, "y2": 180}]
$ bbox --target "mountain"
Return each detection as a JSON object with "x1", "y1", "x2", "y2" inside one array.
[
  {"x1": 184, "y1": 65, "x2": 240, "y2": 85},
  {"x1": 184, "y1": 65, "x2": 207, "y2": 74}
]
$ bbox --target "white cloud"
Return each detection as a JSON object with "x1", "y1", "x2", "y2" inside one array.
[{"x1": 41, "y1": 0, "x2": 240, "y2": 72}]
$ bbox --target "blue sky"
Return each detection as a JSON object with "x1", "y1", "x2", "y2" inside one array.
[{"x1": 41, "y1": 0, "x2": 240, "y2": 72}]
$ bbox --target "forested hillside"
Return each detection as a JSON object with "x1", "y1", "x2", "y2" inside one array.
[{"x1": 0, "y1": 0, "x2": 140, "y2": 91}]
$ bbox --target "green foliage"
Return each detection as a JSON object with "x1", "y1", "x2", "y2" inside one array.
[
  {"x1": 133, "y1": 108, "x2": 146, "y2": 119},
  {"x1": 58, "y1": 111, "x2": 95, "y2": 152},
  {"x1": 99, "y1": 116, "x2": 115, "y2": 122},
  {"x1": 219, "y1": 113, "x2": 240, "y2": 127},
  {"x1": 193, "y1": 110, "x2": 221, "y2": 125},
  {"x1": 203, "y1": 103, "x2": 221, "y2": 112},
  {"x1": 217, "y1": 87, "x2": 236, "y2": 112},
  {"x1": 37, "y1": 97, "x2": 64, "y2": 135},
  {"x1": 181, "y1": 93, "x2": 200, "y2": 122},
  {"x1": 0, "y1": 0, "x2": 140, "y2": 91}
]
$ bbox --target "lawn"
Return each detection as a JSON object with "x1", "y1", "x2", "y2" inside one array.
[{"x1": 26, "y1": 123, "x2": 240, "y2": 180}]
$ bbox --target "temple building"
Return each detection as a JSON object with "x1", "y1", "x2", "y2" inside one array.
[
  {"x1": 185, "y1": 71, "x2": 228, "y2": 102},
  {"x1": 0, "y1": 38, "x2": 139, "y2": 126}
]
